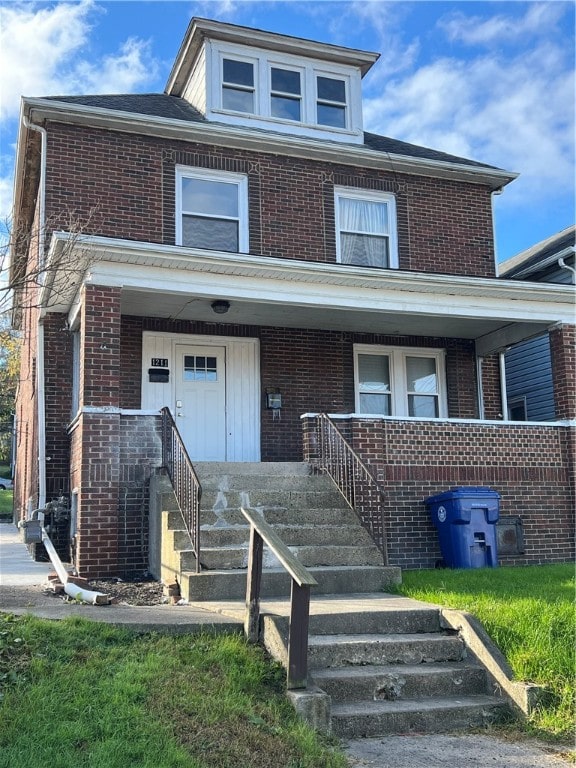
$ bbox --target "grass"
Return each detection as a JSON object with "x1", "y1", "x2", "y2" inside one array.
[
  {"x1": 0, "y1": 462, "x2": 13, "y2": 520},
  {"x1": 0, "y1": 491, "x2": 13, "y2": 520},
  {"x1": 395, "y1": 564, "x2": 574, "y2": 742},
  {"x1": 0, "y1": 616, "x2": 347, "y2": 768}
]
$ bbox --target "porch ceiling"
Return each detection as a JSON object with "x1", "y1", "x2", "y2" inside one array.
[{"x1": 44, "y1": 233, "x2": 574, "y2": 355}]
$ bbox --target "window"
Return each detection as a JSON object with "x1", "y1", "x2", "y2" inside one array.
[
  {"x1": 317, "y1": 76, "x2": 346, "y2": 128},
  {"x1": 222, "y1": 57, "x2": 255, "y2": 113},
  {"x1": 210, "y1": 44, "x2": 359, "y2": 138},
  {"x1": 335, "y1": 188, "x2": 398, "y2": 269},
  {"x1": 508, "y1": 397, "x2": 527, "y2": 421},
  {"x1": 176, "y1": 167, "x2": 248, "y2": 253},
  {"x1": 184, "y1": 355, "x2": 218, "y2": 382},
  {"x1": 270, "y1": 66, "x2": 301, "y2": 121},
  {"x1": 355, "y1": 345, "x2": 446, "y2": 418}
]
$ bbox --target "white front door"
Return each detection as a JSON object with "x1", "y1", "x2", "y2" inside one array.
[{"x1": 174, "y1": 345, "x2": 227, "y2": 461}]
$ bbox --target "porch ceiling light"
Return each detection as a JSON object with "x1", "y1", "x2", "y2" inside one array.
[{"x1": 211, "y1": 300, "x2": 231, "y2": 315}]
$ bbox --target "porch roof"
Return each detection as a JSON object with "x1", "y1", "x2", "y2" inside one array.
[{"x1": 44, "y1": 233, "x2": 574, "y2": 356}]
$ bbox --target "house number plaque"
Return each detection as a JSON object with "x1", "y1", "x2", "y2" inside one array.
[{"x1": 151, "y1": 358, "x2": 168, "y2": 367}]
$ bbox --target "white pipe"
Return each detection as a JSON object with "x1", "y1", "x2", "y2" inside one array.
[
  {"x1": 491, "y1": 190, "x2": 502, "y2": 277},
  {"x1": 23, "y1": 115, "x2": 47, "y2": 508},
  {"x1": 499, "y1": 351, "x2": 509, "y2": 420},
  {"x1": 476, "y1": 356, "x2": 485, "y2": 420}
]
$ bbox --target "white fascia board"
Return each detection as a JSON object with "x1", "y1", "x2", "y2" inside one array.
[
  {"x1": 56, "y1": 235, "x2": 574, "y2": 326},
  {"x1": 23, "y1": 97, "x2": 516, "y2": 190}
]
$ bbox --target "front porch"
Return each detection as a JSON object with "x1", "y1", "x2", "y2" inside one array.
[{"x1": 65, "y1": 408, "x2": 575, "y2": 578}]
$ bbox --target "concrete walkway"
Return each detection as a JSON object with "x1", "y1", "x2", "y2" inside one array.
[
  {"x1": 0, "y1": 521, "x2": 572, "y2": 766},
  {"x1": 0, "y1": 522, "x2": 241, "y2": 633}
]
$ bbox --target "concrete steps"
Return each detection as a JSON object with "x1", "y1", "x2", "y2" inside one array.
[
  {"x1": 255, "y1": 594, "x2": 512, "y2": 738},
  {"x1": 159, "y1": 461, "x2": 401, "y2": 601}
]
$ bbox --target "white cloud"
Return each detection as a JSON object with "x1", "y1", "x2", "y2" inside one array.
[
  {"x1": 440, "y1": 2, "x2": 566, "y2": 47},
  {"x1": 0, "y1": 1, "x2": 158, "y2": 119},
  {"x1": 0, "y1": 1, "x2": 160, "y2": 224},
  {"x1": 364, "y1": 6, "x2": 574, "y2": 209}
]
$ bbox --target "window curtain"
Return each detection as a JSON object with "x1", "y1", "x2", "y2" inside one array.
[{"x1": 339, "y1": 197, "x2": 389, "y2": 267}]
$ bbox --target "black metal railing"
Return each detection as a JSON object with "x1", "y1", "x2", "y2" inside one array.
[
  {"x1": 161, "y1": 407, "x2": 202, "y2": 573},
  {"x1": 315, "y1": 413, "x2": 389, "y2": 564},
  {"x1": 241, "y1": 506, "x2": 318, "y2": 690}
]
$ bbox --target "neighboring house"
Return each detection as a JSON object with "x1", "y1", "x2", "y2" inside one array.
[
  {"x1": 500, "y1": 226, "x2": 575, "y2": 422},
  {"x1": 10, "y1": 18, "x2": 575, "y2": 578}
]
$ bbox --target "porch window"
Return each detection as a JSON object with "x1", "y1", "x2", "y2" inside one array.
[
  {"x1": 335, "y1": 187, "x2": 398, "y2": 269},
  {"x1": 354, "y1": 345, "x2": 446, "y2": 418},
  {"x1": 176, "y1": 167, "x2": 248, "y2": 253}
]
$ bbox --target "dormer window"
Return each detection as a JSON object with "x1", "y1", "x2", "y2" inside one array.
[
  {"x1": 222, "y1": 58, "x2": 255, "y2": 113},
  {"x1": 203, "y1": 42, "x2": 364, "y2": 143},
  {"x1": 317, "y1": 76, "x2": 346, "y2": 128},
  {"x1": 270, "y1": 67, "x2": 302, "y2": 121}
]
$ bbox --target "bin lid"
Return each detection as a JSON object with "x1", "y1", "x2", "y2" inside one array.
[{"x1": 425, "y1": 486, "x2": 501, "y2": 504}]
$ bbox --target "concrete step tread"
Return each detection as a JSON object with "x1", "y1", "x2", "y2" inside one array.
[
  {"x1": 309, "y1": 632, "x2": 456, "y2": 646},
  {"x1": 312, "y1": 661, "x2": 482, "y2": 680},
  {"x1": 331, "y1": 695, "x2": 506, "y2": 716},
  {"x1": 184, "y1": 565, "x2": 390, "y2": 576}
]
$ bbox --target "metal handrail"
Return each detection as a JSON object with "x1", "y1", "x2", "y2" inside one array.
[
  {"x1": 315, "y1": 413, "x2": 389, "y2": 565},
  {"x1": 161, "y1": 407, "x2": 202, "y2": 573},
  {"x1": 241, "y1": 506, "x2": 317, "y2": 690}
]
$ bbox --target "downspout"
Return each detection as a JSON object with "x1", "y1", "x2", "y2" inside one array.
[
  {"x1": 499, "y1": 351, "x2": 508, "y2": 420},
  {"x1": 491, "y1": 190, "x2": 502, "y2": 277},
  {"x1": 476, "y1": 356, "x2": 485, "y2": 420},
  {"x1": 558, "y1": 256, "x2": 576, "y2": 283},
  {"x1": 23, "y1": 115, "x2": 47, "y2": 508}
]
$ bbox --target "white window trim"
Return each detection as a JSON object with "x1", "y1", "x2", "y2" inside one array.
[
  {"x1": 206, "y1": 40, "x2": 361, "y2": 140},
  {"x1": 268, "y1": 61, "x2": 305, "y2": 123},
  {"x1": 175, "y1": 165, "x2": 249, "y2": 253},
  {"x1": 335, "y1": 186, "x2": 399, "y2": 269},
  {"x1": 354, "y1": 344, "x2": 447, "y2": 418}
]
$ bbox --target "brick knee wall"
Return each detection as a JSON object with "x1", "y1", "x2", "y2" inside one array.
[{"x1": 303, "y1": 416, "x2": 575, "y2": 569}]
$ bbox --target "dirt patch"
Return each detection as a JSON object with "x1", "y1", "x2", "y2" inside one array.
[{"x1": 87, "y1": 579, "x2": 165, "y2": 606}]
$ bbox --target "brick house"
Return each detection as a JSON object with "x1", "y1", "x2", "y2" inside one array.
[{"x1": 11, "y1": 18, "x2": 575, "y2": 578}]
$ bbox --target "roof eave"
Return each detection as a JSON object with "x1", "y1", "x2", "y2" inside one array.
[{"x1": 21, "y1": 97, "x2": 518, "y2": 191}]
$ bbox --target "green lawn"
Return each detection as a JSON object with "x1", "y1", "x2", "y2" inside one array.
[
  {"x1": 0, "y1": 617, "x2": 346, "y2": 768},
  {"x1": 0, "y1": 490, "x2": 12, "y2": 520},
  {"x1": 395, "y1": 564, "x2": 574, "y2": 741}
]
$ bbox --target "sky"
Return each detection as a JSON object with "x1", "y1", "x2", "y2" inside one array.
[{"x1": 0, "y1": 0, "x2": 574, "y2": 264}]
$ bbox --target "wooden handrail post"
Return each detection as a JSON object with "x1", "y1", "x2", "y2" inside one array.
[
  {"x1": 287, "y1": 581, "x2": 311, "y2": 690},
  {"x1": 245, "y1": 525, "x2": 264, "y2": 643}
]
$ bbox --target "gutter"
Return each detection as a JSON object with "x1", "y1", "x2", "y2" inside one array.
[{"x1": 22, "y1": 116, "x2": 47, "y2": 508}]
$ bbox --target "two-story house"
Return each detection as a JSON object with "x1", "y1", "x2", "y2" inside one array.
[{"x1": 11, "y1": 18, "x2": 574, "y2": 580}]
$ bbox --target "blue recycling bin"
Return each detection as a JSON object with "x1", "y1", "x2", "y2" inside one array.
[{"x1": 425, "y1": 487, "x2": 500, "y2": 568}]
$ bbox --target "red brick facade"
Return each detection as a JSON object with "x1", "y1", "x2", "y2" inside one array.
[
  {"x1": 12, "y1": 107, "x2": 574, "y2": 579},
  {"x1": 44, "y1": 123, "x2": 497, "y2": 278}
]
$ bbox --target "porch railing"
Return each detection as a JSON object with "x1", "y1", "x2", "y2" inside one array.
[
  {"x1": 314, "y1": 413, "x2": 389, "y2": 565},
  {"x1": 161, "y1": 407, "x2": 202, "y2": 573},
  {"x1": 241, "y1": 506, "x2": 318, "y2": 689}
]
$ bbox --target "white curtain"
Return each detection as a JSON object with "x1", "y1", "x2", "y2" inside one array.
[{"x1": 339, "y1": 197, "x2": 389, "y2": 267}]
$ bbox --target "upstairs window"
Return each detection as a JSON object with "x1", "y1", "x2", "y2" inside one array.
[
  {"x1": 270, "y1": 66, "x2": 302, "y2": 121},
  {"x1": 222, "y1": 57, "x2": 255, "y2": 113},
  {"x1": 209, "y1": 44, "x2": 361, "y2": 140},
  {"x1": 176, "y1": 167, "x2": 248, "y2": 253},
  {"x1": 355, "y1": 346, "x2": 446, "y2": 418},
  {"x1": 317, "y1": 75, "x2": 346, "y2": 128},
  {"x1": 335, "y1": 188, "x2": 398, "y2": 269}
]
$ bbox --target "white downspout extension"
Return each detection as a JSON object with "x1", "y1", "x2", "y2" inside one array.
[
  {"x1": 23, "y1": 115, "x2": 47, "y2": 509},
  {"x1": 476, "y1": 356, "x2": 485, "y2": 420},
  {"x1": 499, "y1": 351, "x2": 509, "y2": 421}
]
